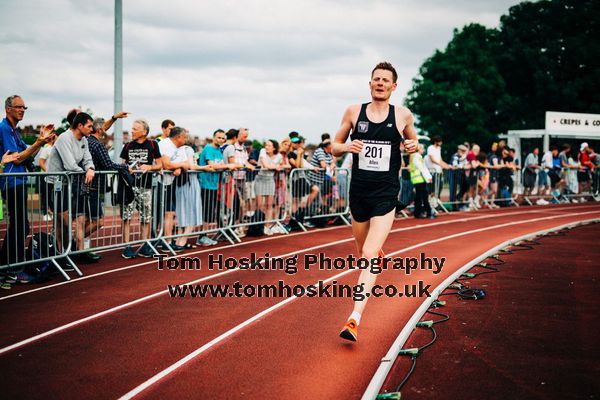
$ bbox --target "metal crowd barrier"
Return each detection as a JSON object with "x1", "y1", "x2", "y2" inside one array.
[
  {"x1": 433, "y1": 166, "x2": 599, "y2": 210},
  {"x1": 225, "y1": 167, "x2": 290, "y2": 239},
  {"x1": 433, "y1": 167, "x2": 519, "y2": 211},
  {"x1": 0, "y1": 172, "x2": 73, "y2": 280},
  {"x1": 520, "y1": 167, "x2": 599, "y2": 205},
  {"x1": 288, "y1": 167, "x2": 350, "y2": 230},
  {"x1": 64, "y1": 170, "x2": 166, "y2": 261},
  {"x1": 160, "y1": 170, "x2": 238, "y2": 247},
  {"x1": 2, "y1": 163, "x2": 597, "y2": 284},
  {"x1": 427, "y1": 170, "x2": 449, "y2": 213}
]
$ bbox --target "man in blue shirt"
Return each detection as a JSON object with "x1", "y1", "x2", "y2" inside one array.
[
  {"x1": 199, "y1": 130, "x2": 227, "y2": 190},
  {"x1": 197, "y1": 130, "x2": 230, "y2": 246},
  {"x1": 0, "y1": 95, "x2": 54, "y2": 265}
]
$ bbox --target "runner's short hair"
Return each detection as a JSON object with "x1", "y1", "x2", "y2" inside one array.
[{"x1": 372, "y1": 61, "x2": 398, "y2": 83}]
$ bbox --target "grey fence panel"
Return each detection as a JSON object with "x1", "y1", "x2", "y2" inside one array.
[
  {"x1": 289, "y1": 167, "x2": 350, "y2": 229},
  {"x1": 226, "y1": 167, "x2": 289, "y2": 237},
  {"x1": 0, "y1": 172, "x2": 73, "y2": 280},
  {"x1": 158, "y1": 170, "x2": 238, "y2": 247}
]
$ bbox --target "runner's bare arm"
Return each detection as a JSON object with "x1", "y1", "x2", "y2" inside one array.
[
  {"x1": 332, "y1": 105, "x2": 363, "y2": 157},
  {"x1": 400, "y1": 109, "x2": 418, "y2": 153}
]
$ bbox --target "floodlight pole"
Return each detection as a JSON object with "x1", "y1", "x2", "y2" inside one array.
[{"x1": 113, "y1": 0, "x2": 123, "y2": 161}]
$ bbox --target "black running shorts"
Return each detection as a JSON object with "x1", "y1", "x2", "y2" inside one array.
[{"x1": 350, "y1": 196, "x2": 398, "y2": 223}]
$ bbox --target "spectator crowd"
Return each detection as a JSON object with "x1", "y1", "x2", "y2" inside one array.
[
  {"x1": 1, "y1": 94, "x2": 598, "y2": 286},
  {"x1": 407, "y1": 136, "x2": 599, "y2": 215},
  {"x1": 0, "y1": 95, "x2": 347, "y2": 281}
]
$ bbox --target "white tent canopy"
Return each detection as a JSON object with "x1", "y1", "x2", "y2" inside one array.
[{"x1": 500, "y1": 111, "x2": 600, "y2": 159}]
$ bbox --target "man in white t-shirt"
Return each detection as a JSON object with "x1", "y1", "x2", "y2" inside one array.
[
  {"x1": 539, "y1": 148, "x2": 554, "y2": 198},
  {"x1": 424, "y1": 135, "x2": 450, "y2": 203},
  {"x1": 221, "y1": 129, "x2": 237, "y2": 164},
  {"x1": 158, "y1": 127, "x2": 190, "y2": 251},
  {"x1": 230, "y1": 128, "x2": 255, "y2": 236},
  {"x1": 220, "y1": 129, "x2": 248, "y2": 236},
  {"x1": 523, "y1": 148, "x2": 540, "y2": 198},
  {"x1": 234, "y1": 128, "x2": 255, "y2": 173},
  {"x1": 156, "y1": 119, "x2": 174, "y2": 142}
]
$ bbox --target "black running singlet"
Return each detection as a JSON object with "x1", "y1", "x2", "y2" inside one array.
[{"x1": 350, "y1": 103, "x2": 403, "y2": 198}]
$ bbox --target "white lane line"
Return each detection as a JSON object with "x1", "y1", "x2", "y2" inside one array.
[
  {"x1": 4, "y1": 204, "x2": 592, "y2": 301},
  {"x1": 117, "y1": 210, "x2": 600, "y2": 400},
  {"x1": 0, "y1": 207, "x2": 588, "y2": 356}
]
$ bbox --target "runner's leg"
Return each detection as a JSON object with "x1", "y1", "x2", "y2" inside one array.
[{"x1": 350, "y1": 208, "x2": 395, "y2": 316}]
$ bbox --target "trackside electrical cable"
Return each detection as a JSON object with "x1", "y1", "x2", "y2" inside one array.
[{"x1": 376, "y1": 233, "x2": 550, "y2": 398}]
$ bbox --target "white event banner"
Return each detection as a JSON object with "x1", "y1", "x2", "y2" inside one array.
[{"x1": 546, "y1": 111, "x2": 600, "y2": 136}]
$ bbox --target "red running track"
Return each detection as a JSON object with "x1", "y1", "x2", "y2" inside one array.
[
  {"x1": 380, "y1": 222, "x2": 600, "y2": 399},
  {"x1": 0, "y1": 203, "x2": 598, "y2": 399}
]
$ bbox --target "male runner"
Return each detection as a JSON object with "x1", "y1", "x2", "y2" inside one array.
[{"x1": 332, "y1": 62, "x2": 418, "y2": 342}]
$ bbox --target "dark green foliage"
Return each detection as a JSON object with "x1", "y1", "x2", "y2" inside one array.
[{"x1": 406, "y1": 0, "x2": 599, "y2": 156}]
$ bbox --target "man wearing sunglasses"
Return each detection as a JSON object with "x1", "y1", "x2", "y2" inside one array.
[{"x1": 1, "y1": 95, "x2": 55, "y2": 266}]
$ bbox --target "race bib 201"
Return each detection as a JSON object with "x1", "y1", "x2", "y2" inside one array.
[{"x1": 358, "y1": 141, "x2": 391, "y2": 172}]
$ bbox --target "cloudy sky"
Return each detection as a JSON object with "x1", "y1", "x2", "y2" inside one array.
[{"x1": 1, "y1": 0, "x2": 521, "y2": 143}]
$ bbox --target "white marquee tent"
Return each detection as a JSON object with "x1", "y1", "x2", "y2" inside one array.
[{"x1": 501, "y1": 111, "x2": 600, "y2": 160}]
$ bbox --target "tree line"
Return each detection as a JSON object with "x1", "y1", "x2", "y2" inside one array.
[{"x1": 406, "y1": 0, "x2": 600, "y2": 156}]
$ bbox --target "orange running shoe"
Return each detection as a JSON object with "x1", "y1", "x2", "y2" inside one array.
[
  {"x1": 377, "y1": 249, "x2": 386, "y2": 267},
  {"x1": 339, "y1": 318, "x2": 359, "y2": 342}
]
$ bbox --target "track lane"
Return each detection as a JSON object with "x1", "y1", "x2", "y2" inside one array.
[
  {"x1": 1, "y1": 206, "x2": 580, "y2": 349},
  {"x1": 139, "y1": 211, "x2": 600, "y2": 400},
  {"x1": 3, "y1": 203, "x2": 590, "y2": 300}
]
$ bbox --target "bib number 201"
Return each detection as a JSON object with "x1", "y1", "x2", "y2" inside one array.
[
  {"x1": 358, "y1": 143, "x2": 391, "y2": 172},
  {"x1": 364, "y1": 145, "x2": 383, "y2": 158}
]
